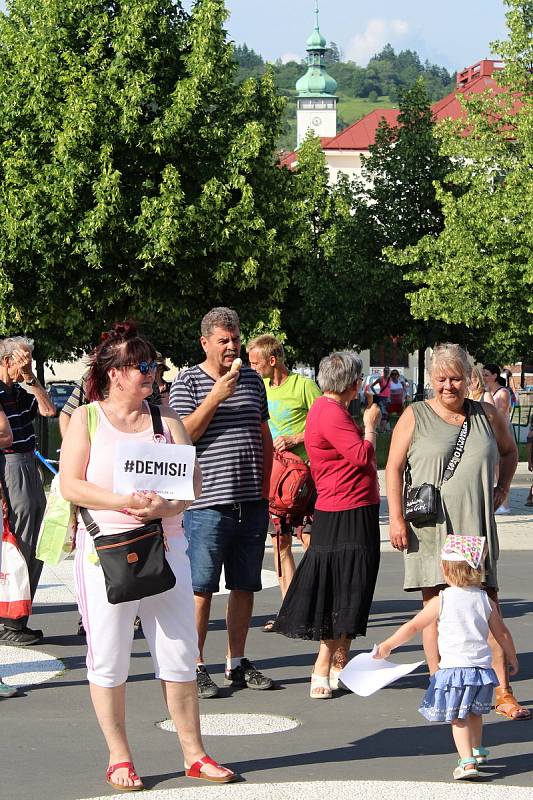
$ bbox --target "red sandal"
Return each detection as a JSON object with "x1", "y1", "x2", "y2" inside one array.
[
  {"x1": 185, "y1": 755, "x2": 237, "y2": 783},
  {"x1": 106, "y1": 761, "x2": 144, "y2": 792}
]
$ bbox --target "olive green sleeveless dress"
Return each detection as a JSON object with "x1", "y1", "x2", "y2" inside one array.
[{"x1": 404, "y1": 400, "x2": 498, "y2": 591}]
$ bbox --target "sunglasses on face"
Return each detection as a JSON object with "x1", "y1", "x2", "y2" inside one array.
[{"x1": 121, "y1": 361, "x2": 158, "y2": 375}]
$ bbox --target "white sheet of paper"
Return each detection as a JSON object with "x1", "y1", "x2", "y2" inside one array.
[
  {"x1": 338, "y1": 645, "x2": 424, "y2": 697},
  {"x1": 113, "y1": 442, "x2": 196, "y2": 500}
]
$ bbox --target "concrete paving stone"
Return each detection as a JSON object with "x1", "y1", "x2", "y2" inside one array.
[
  {"x1": 0, "y1": 644, "x2": 65, "y2": 687},
  {"x1": 158, "y1": 712, "x2": 300, "y2": 735},
  {"x1": 2, "y1": 468, "x2": 532, "y2": 799},
  {"x1": 85, "y1": 780, "x2": 533, "y2": 800}
]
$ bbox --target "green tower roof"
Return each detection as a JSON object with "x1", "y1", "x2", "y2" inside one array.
[
  {"x1": 296, "y1": 3, "x2": 337, "y2": 97},
  {"x1": 307, "y1": 26, "x2": 326, "y2": 49}
]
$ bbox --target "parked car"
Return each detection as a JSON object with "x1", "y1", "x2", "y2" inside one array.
[{"x1": 46, "y1": 381, "x2": 76, "y2": 415}]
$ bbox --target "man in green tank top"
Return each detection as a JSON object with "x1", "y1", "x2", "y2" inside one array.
[{"x1": 247, "y1": 335, "x2": 321, "y2": 606}]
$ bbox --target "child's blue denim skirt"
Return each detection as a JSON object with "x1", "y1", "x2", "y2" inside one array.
[{"x1": 419, "y1": 666, "x2": 498, "y2": 722}]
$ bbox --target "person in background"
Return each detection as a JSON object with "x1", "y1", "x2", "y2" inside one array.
[
  {"x1": 155, "y1": 352, "x2": 171, "y2": 409},
  {"x1": 387, "y1": 369, "x2": 407, "y2": 419},
  {"x1": 171, "y1": 308, "x2": 274, "y2": 700},
  {"x1": 370, "y1": 367, "x2": 391, "y2": 432},
  {"x1": 247, "y1": 334, "x2": 321, "y2": 625},
  {"x1": 0, "y1": 411, "x2": 18, "y2": 696},
  {"x1": 501, "y1": 368, "x2": 518, "y2": 407},
  {"x1": 0, "y1": 337, "x2": 56, "y2": 646},
  {"x1": 482, "y1": 364, "x2": 512, "y2": 515},
  {"x1": 526, "y1": 416, "x2": 533, "y2": 507},
  {"x1": 468, "y1": 366, "x2": 495, "y2": 406},
  {"x1": 272, "y1": 352, "x2": 381, "y2": 697},
  {"x1": 482, "y1": 364, "x2": 511, "y2": 418}
]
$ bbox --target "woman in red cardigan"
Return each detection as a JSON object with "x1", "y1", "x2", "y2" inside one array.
[{"x1": 272, "y1": 352, "x2": 381, "y2": 698}]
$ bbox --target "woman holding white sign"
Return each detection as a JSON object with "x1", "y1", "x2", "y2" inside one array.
[{"x1": 60, "y1": 322, "x2": 236, "y2": 792}]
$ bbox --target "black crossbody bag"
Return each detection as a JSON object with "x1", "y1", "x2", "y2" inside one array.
[
  {"x1": 80, "y1": 404, "x2": 176, "y2": 605},
  {"x1": 403, "y1": 402, "x2": 470, "y2": 525}
]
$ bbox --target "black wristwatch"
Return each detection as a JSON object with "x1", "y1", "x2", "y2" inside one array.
[{"x1": 25, "y1": 377, "x2": 37, "y2": 386}]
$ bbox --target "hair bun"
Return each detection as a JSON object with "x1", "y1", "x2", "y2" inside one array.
[{"x1": 100, "y1": 320, "x2": 138, "y2": 343}]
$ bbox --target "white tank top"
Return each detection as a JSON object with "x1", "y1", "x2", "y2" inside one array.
[
  {"x1": 438, "y1": 586, "x2": 493, "y2": 669},
  {"x1": 77, "y1": 402, "x2": 182, "y2": 538}
]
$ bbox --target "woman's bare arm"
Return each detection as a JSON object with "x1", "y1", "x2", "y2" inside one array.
[
  {"x1": 385, "y1": 405, "x2": 415, "y2": 551},
  {"x1": 483, "y1": 403, "x2": 518, "y2": 508}
]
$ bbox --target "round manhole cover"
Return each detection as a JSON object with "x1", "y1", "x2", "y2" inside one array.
[
  {"x1": 157, "y1": 713, "x2": 300, "y2": 736},
  {"x1": 0, "y1": 645, "x2": 64, "y2": 687}
]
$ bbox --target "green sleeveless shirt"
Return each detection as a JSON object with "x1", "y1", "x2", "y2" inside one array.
[{"x1": 403, "y1": 400, "x2": 499, "y2": 591}]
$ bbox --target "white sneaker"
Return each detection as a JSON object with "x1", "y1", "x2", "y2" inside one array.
[{"x1": 495, "y1": 506, "x2": 511, "y2": 515}]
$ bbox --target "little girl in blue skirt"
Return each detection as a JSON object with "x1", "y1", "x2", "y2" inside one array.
[{"x1": 374, "y1": 535, "x2": 519, "y2": 781}]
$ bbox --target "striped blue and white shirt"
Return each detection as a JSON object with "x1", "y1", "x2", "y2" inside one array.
[
  {"x1": 0, "y1": 382, "x2": 38, "y2": 454},
  {"x1": 170, "y1": 365, "x2": 269, "y2": 509}
]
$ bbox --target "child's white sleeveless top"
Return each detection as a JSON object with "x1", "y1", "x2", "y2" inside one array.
[{"x1": 438, "y1": 586, "x2": 493, "y2": 669}]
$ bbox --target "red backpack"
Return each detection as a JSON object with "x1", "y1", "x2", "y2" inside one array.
[{"x1": 268, "y1": 449, "x2": 315, "y2": 521}]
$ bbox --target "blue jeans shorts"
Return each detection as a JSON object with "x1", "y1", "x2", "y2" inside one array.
[{"x1": 184, "y1": 499, "x2": 269, "y2": 593}]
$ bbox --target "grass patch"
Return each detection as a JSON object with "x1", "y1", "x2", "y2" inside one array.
[{"x1": 337, "y1": 93, "x2": 396, "y2": 123}]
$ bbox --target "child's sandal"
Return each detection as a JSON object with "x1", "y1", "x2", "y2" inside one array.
[
  {"x1": 453, "y1": 757, "x2": 482, "y2": 781},
  {"x1": 473, "y1": 746, "x2": 489, "y2": 765}
]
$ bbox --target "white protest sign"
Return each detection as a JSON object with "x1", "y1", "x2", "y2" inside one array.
[
  {"x1": 338, "y1": 645, "x2": 424, "y2": 697},
  {"x1": 113, "y1": 442, "x2": 196, "y2": 500}
]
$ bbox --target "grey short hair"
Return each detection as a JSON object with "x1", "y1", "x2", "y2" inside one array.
[
  {"x1": 317, "y1": 351, "x2": 363, "y2": 393},
  {"x1": 200, "y1": 307, "x2": 240, "y2": 338},
  {"x1": 0, "y1": 336, "x2": 35, "y2": 359},
  {"x1": 429, "y1": 343, "x2": 471, "y2": 382}
]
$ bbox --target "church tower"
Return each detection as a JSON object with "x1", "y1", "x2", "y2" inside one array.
[{"x1": 296, "y1": 1, "x2": 337, "y2": 147}]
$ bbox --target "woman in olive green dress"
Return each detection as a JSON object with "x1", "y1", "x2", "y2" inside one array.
[{"x1": 386, "y1": 343, "x2": 529, "y2": 720}]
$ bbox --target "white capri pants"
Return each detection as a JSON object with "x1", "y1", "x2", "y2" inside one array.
[{"x1": 74, "y1": 528, "x2": 198, "y2": 688}]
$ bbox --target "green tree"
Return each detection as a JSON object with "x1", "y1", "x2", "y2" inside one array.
[
  {"x1": 279, "y1": 135, "x2": 369, "y2": 371},
  {"x1": 389, "y1": 0, "x2": 533, "y2": 364},
  {"x1": 234, "y1": 42, "x2": 264, "y2": 68},
  {"x1": 0, "y1": 0, "x2": 292, "y2": 366},
  {"x1": 351, "y1": 80, "x2": 473, "y2": 394},
  {"x1": 324, "y1": 41, "x2": 342, "y2": 65}
]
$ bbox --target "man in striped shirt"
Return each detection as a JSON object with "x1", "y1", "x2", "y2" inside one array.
[
  {"x1": 0, "y1": 336, "x2": 56, "y2": 646},
  {"x1": 171, "y1": 307, "x2": 274, "y2": 699}
]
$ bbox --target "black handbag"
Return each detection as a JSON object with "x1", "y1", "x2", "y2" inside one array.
[
  {"x1": 80, "y1": 404, "x2": 176, "y2": 604},
  {"x1": 403, "y1": 402, "x2": 470, "y2": 525}
]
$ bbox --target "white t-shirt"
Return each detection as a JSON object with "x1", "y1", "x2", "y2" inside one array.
[{"x1": 437, "y1": 585, "x2": 493, "y2": 669}]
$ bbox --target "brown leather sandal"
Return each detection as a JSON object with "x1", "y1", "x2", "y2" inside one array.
[{"x1": 494, "y1": 686, "x2": 531, "y2": 720}]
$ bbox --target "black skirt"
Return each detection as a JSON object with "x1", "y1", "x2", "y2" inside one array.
[{"x1": 271, "y1": 504, "x2": 380, "y2": 641}]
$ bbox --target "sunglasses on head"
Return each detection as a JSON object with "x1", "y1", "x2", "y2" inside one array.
[{"x1": 121, "y1": 360, "x2": 158, "y2": 375}]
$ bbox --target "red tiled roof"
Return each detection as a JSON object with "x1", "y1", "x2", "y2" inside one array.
[
  {"x1": 279, "y1": 149, "x2": 298, "y2": 168},
  {"x1": 324, "y1": 108, "x2": 399, "y2": 151},
  {"x1": 279, "y1": 60, "x2": 516, "y2": 163},
  {"x1": 324, "y1": 67, "x2": 508, "y2": 152}
]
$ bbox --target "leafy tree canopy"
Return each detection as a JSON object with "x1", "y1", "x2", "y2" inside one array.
[
  {"x1": 388, "y1": 0, "x2": 533, "y2": 364},
  {"x1": 0, "y1": 0, "x2": 294, "y2": 366}
]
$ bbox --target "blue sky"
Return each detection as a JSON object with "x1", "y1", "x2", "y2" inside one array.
[
  {"x1": 0, "y1": 1, "x2": 510, "y2": 72},
  {"x1": 217, "y1": 0, "x2": 509, "y2": 71}
]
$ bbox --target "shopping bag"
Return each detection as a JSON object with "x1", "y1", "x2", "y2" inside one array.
[
  {"x1": 36, "y1": 474, "x2": 76, "y2": 565},
  {"x1": 0, "y1": 517, "x2": 32, "y2": 619}
]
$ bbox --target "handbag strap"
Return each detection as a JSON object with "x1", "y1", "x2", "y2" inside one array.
[
  {"x1": 441, "y1": 403, "x2": 470, "y2": 484},
  {"x1": 81, "y1": 402, "x2": 164, "y2": 539},
  {"x1": 405, "y1": 401, "x2": 471, "y2": 488}
]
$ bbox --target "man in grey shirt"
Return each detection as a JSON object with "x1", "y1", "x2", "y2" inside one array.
[{"x1": 171, "y1": 307, "x2": 274, "y2": 699}]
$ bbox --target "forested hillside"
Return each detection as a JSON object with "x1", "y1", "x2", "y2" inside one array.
[{"x1": 234, "y1": 42, "x2": 456, "y2": 151}]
